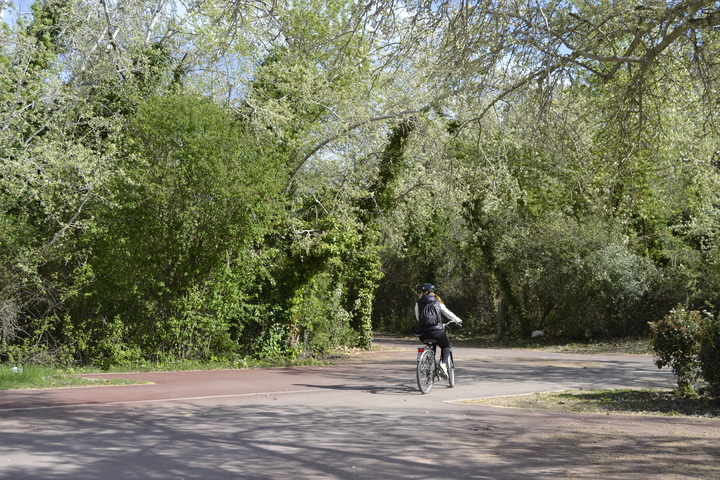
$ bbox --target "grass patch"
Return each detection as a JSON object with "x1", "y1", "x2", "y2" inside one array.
[
  {"x1": 0, "y1": 355, "x2": 332, "y2": 390},
  {"x1": 0, "y1": 365, "x2": 146, "y2": 390},
  {"x1": 459, "y1": 388, "x2": 720, "y2": 418},
  {"x1": 87, "y1": 356, "x2": 329, "y2": 374}
]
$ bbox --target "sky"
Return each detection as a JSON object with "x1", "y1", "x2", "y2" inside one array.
[{"x1": 2, "y1": 0, "x2": 32, "y2": 25}]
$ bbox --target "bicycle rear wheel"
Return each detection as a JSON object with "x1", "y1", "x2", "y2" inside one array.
[
  {"x1": 447, "y1": 352, "x2": 455, "y2": 387},
  {"x1": 416, "y1": 350, "x2": 435, "y2": 394}
]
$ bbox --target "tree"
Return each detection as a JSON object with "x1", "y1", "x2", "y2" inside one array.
[
  {"x1": 5, "y1": 0, "x2": 720, "y2": 364},
  {"x1": 71, "y1": 94, "x2": 286, "y2": 362},
  {"x1": 0, "y1": 0, "x2": 119, "y2": 362}
]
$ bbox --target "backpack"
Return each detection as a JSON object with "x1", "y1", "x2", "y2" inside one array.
[{"x1": 417, "y1": 296, "x2": 441, "y2": 327}]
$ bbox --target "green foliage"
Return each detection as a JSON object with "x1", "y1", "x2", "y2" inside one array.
[
  {"x1": 5, "y1": 0, "x2": 720, "y2": 368},
  {"x1": 519, "y1": 220, "x2": 650, "y2": 337},
  {"x1": 457, "y1": 136, "x2": 658, "y2": 339},
  {"x1": 649, "y1": 308, "x2": 705, "y2": 395},
  {"x1": 72, "y1": 94, "x2": 287, "y2": 364},
  {"x1": 650, "y1": 308, "x2": 720, "y2": 396},
  {"x1": 25, "y1": 0, "x2": 71, "y2": 71},
  {"x1": 698, "y1": 314, "x2": 720, "y2": 396},
  {"x1": 0, "y1": 364, "x2": 143, "y2": 390},
  {"x1": 269, "y1": 191, "x2": 380, "y2": 354},
  {"x1": 287, "y1": 272, "x2": 357, "y2": 355},
  {"x1": 57, "y1": 315, "x2": 141, "y2": 370}
]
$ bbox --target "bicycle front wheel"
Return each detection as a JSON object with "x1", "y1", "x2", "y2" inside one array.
[
  {"x1": 416, "y1": 350, "x2": 435, "y2": 394},
  {"x1": 447, "y1": 352, "x2": 455, "y2": 387}
]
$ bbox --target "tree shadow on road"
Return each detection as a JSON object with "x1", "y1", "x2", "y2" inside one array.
[{"x1": 2, "y1": 398, "x2": 719, "y2": 479}]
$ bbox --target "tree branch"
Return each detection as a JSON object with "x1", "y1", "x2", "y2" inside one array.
[
  {"x1": 99, "y1": 0, "x2": 119, "y2": 52},
  {"x1": 291, "y1": 103, "x2": 436, "y2": 180}
]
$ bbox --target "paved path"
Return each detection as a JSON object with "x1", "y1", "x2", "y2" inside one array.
[{"x1": 1, "y1": 338, "x2": 719, "y2": 479}]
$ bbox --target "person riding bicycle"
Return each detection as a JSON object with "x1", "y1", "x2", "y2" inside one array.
[{"x1": 415, "y1": 283, "x2": 462, "y2": 378}]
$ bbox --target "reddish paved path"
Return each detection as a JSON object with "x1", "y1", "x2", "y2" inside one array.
[{"x1": 1, "y1": 338, "x2": 719, "y2": 479}]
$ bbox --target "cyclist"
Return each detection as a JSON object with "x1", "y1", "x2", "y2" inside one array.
[{"x1": 415, "y1": 283, "x2": 462, "y2": 377}]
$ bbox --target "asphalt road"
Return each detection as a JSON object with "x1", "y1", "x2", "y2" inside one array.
[{"x1": 1, "y1": 338, "x2": 719, "y2": 479}]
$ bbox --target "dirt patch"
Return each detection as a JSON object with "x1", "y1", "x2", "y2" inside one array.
[
  {"x1": 323, "y1": 344, "x2": 408, "y2": 365},
  {"x1": 457, "y1": 388, "x2": 720, "y2": 418}
]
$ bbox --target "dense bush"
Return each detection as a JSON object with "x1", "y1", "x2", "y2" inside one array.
[
  {"x1": 649, "y1": 308, "x2": 706, "y2": 395},
  {"x1": 698, "y1": 314, "x2": 720, "y2": 396}
]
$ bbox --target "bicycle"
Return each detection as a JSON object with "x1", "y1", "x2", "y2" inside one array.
[{"x1": 416, "y1": 319, "x2": 460, "y2": 394}]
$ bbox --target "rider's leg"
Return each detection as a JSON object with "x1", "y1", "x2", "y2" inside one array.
[
  {"x1": 435, "y1": 332, "x2": 450, "y2": 365},
  {"x1": 420, "y1": 329, "x2": 450, "y2": 364},
  {"x1": 440, "y1": 345, "x2": 451, "y2": 365}
]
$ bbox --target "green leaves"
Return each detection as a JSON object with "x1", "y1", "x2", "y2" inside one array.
[
  {"x1": 5, "y1": 0, "x2": 720, "y2": 365},
  {"x1": 74, "y1": 94, "x2": 289, "y2": 361},
  {"x1": 650, "y1": 307, "x2": 712, "y2": 395}
]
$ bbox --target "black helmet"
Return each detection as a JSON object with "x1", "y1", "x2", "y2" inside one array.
[{"x1": 418, "y1": 283, "x2": 435, "y2": 293}]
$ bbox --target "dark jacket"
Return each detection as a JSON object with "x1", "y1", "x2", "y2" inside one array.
[{"x1": 416, "y1": 294, "x2": 443, "y2": 331}]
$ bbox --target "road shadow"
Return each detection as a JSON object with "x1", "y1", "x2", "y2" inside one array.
[
  {"x1": 2, "y1": 400, "x2": 719, "y2": 479},
  {"x1": 284, "y1": 348, "x2": 677, "y2": 402}
]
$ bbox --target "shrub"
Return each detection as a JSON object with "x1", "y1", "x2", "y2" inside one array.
[
  {"x1": 698, "y1": 313, "x2": 720, "y2": 396},
  {"x1": 649, "y1": 307, "x2": 705, "y2": 395}
]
